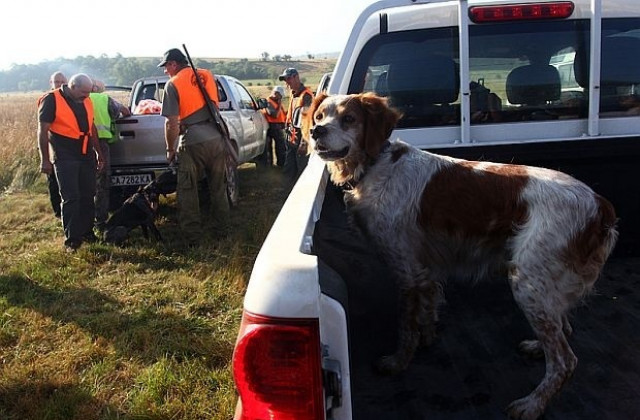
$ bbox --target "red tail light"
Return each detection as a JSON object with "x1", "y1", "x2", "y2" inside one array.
[
  {"x1": 469, "y1": 2, "x2": 574, "y2": 23},
  {"x1": 232, "y1": 312, "x2": 324, "y2": 420}
]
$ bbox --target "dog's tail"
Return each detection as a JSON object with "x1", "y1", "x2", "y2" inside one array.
[
  {"x1": 595, "y1": 195, "x2": 619, "y2": 263},
  {"x1": 573, "y1": 195, "x2": 618, "y2": 277}
]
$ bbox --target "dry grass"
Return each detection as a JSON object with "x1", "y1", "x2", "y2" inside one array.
[
  {"x1": 0, "y1": 93, "x2": 289, "y2": 419},
  {"x1": 0, "y1": 93, "x2": 42, "y2": 192}
]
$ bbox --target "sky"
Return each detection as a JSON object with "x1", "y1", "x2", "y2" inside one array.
[{"x1": 1, "y1": 0, "x2": 379, "y2": 71}]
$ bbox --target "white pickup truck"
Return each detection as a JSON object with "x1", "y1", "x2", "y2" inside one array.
[
  {"x1": 109, "y1": 74, "x2": 267, "y2": 207},
  {"x1": 232, "y1": 1, "x2": 640, "y2": 419}
]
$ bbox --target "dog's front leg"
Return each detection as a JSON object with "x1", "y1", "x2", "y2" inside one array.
[
  {"x1": 140, "y1": 223, "x2": 149, "y2": 239},
  {"x1": 149, "y1": 222, "x2": 163, "y2": 242},
  {"x1": 417, "y1": 272, "x2": 443, "y2": 347},
  {"x1": 375, "y1": 282, "x2": 422, "y2": 375}
]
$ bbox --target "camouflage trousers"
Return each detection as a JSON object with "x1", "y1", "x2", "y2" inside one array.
[{"x1": 177, "y1": 140, "x2": 229, "y2": 242}]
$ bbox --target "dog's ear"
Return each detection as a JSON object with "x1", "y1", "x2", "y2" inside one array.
[
  {"x1": 301, "y1": 93, "x2": 329, "y2": 142},
  {"x1": 358, "y1": 92, "x2": 402, "y2": 158}
]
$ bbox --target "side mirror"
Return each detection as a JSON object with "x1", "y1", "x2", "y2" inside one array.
[{"x1": 257, "y1": 98, "x2": 268, "y2": 109}]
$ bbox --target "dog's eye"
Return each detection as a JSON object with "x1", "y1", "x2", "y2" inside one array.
[{"x1": 315, "y1": 112, "x2": 323, "y2": 121}]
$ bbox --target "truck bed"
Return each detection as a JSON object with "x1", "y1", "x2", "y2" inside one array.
[{"x1": 314, "y1": 181, "x2": 640, "y2": 420}]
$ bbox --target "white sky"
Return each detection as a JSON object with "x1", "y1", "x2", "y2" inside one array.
[{"x1": 1, "y1": 0, "x2": 378, "y2": 70}]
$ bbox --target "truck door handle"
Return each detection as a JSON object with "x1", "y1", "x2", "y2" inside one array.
[{"x1": 120, "y1": 131, "x2": 135, "y2": 138}]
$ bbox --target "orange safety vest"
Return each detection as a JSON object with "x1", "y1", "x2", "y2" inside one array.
[
  {"x1": 49, "y1": 89, "x2": 94, "y2": 155},
  {"x1": 37, "y1": 92, "x2": 48, "y2": 107},
  {"x1": 286, "y1": 86, "x2": 314, "y2": 143},
  {"x1": 170, "y1": 67, "x2": 219, "y2": 120},
  {"x1": 263, "y1": 97, "x2": 286, "y2": 124}
]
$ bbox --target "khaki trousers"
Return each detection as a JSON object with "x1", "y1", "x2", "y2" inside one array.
[{"x1": 177, "y1": 141, "x2": 229, "y2": 242}]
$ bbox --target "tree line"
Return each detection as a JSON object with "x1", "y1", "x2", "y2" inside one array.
[{"x1": 0, "y1": 54, "x2": 291, "y2": 92}]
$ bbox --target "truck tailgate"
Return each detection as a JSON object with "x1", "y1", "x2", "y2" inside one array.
[{"x1": 111, "y1": 114, "x2": 167, "y2": 167}]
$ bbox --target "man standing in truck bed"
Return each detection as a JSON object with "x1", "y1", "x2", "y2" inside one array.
[{"x1": 158, "y1": 48, "x2": 229, "y2": 246}]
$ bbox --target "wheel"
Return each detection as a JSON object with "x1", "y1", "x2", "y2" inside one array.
[
  {"x1": 225, "y1": 153, "x2": 239, "y2": 208},
  {"x1": 254, "y1": 146, "x2": 270, "y2": 169}
]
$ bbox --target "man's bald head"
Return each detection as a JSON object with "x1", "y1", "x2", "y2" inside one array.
[
  {"x1": 50, "y1": 71, "x2": 67, "y2": 89},
  {"x1": 68, "y1": 73, "x2": 93, "y2": 102}
]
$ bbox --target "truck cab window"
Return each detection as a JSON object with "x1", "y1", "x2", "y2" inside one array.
[
  {"x1": 216, "y1": 80, "x2": 232, "y2": 110},
  {"x1": 134, "y1": 83, "x2": 165, "y2": 106},
  {"x1": 351, "y1": 27, "x2": 460, "y2": 128},
  {"x1": 232, "y1": 81, "x2": 257, "y2": 110},
  {"x1": 351, "y1": 20, "x2": 590, "y2": 127},
  {"x1": 470, "y1": 20, "x2": 589, "y2": 123},
  {"x1": 591, "y1": 18, "x2": 640, "y2": 117}
]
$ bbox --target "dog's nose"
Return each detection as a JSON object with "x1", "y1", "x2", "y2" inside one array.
[{"x1": 311, "y1": 125, "x2": 328, "y2": 140}]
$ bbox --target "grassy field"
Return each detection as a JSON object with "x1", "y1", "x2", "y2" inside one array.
[
  {"x1": 243, "y1": 58, "x2": 336, "y2": 99},
  {"x1": 0, "y1": 93, "x2": 289, "y2": 419}
]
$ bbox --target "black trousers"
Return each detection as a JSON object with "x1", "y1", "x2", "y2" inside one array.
[
  {"x1": 266, "y1": 124, "x2": 286, "y2": 166},
  {"x1": 47, "y1": 172, "x2": 61, "y2": 217},
  {"x1": 283, "y1": 140, "x2": 309, "y2": 189},
  {"x1": 54, "y1": 159, "x2": 96, "y2": 246}
]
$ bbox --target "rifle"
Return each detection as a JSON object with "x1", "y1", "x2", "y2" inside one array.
[{"x1": 181, "y1": 44, "x2": 238, "y2": 165}]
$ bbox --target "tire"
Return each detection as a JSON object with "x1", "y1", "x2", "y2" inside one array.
[
  {"x1": 226, "y1": 154, "x2": 239, "y2": 208},
  {"x1": 254, "y1": 148, "x2": 270, "y2": 169}
]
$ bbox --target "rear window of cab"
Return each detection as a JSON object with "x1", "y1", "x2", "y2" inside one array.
[{"x1": 349, "y1": 18, "x2": 640, "y2": 128}]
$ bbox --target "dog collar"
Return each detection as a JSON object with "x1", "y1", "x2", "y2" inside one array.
[{"x1": 341, "y1": 141, "x2": 393, "y2": 191}]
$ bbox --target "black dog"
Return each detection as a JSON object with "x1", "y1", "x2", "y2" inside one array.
[
  {"x1": 148, "y1": 168, "x2": 178, "y2": 196},
  {"x1": 103, "y1": 170, "x2": 177, "y2": 245}
]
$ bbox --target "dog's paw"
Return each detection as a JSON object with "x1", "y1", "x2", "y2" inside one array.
[
  {"x1": 505, "y1": 395, "x2": 544, "y2": 420},
  {"x1": 518, "y1": 339, "x2": 544, "y2": 359},
  {"x1": 374, "y1": 354, "x2": 408, "y2": 375}
]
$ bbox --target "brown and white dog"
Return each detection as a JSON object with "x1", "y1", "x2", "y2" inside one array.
[{"x1": 302, "y1": 92, "x2": 618, "y2": 420}]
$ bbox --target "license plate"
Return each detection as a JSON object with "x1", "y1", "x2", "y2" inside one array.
[{"x1": 111, "y1": 173, "x2": 153, "y2": 186}]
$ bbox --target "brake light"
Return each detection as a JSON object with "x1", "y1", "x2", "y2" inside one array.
[
  {"x1": 232, "y1": 312, "x2": 324, "y2": 420},
  {"x1": 469, "y1": 2, "x2": 574, "y2": 23}
]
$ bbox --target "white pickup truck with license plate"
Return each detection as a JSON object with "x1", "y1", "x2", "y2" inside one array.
[
  {"x1": 232, "y1": 1, "x2": 640, "y2": 419},
  {"x1": 109, "y1": 74, "x2": 267, "y2": 206}
]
